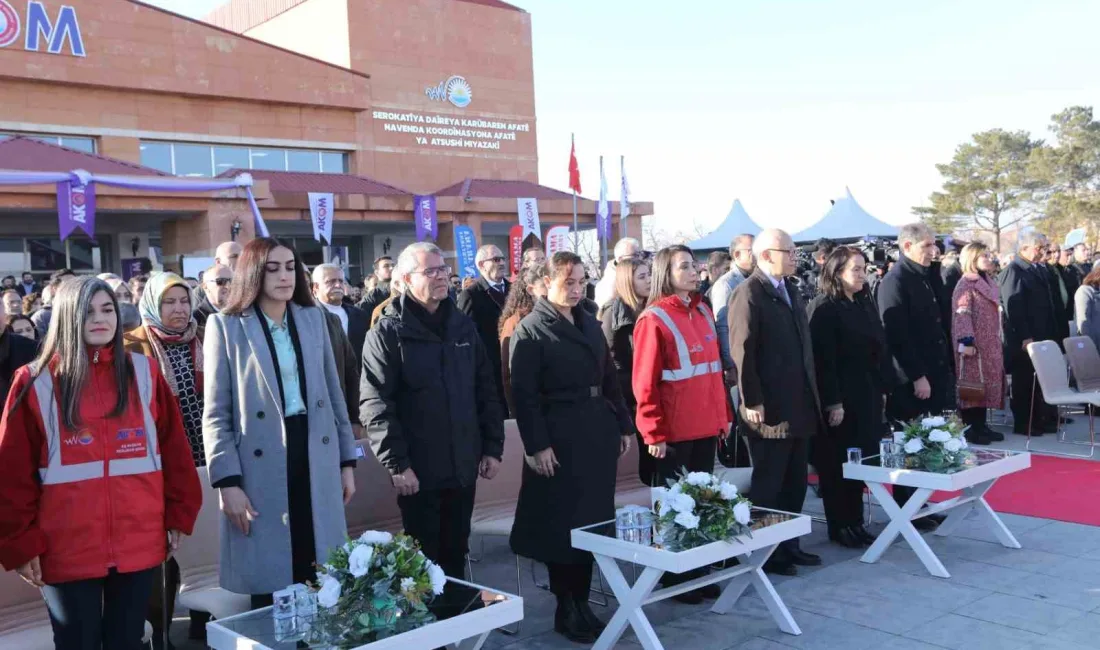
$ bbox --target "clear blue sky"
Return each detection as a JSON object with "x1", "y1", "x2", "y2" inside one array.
[{"x1": 148, "y1": 0, "x2": 1100, "y2": 237}]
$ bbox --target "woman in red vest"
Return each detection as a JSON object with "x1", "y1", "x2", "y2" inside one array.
[
  {"x1": 633, "y1": 245, "x2": 732, "y2": 603},
  {"x1": 0, "y1": 276, "x2": 202, "y2": 650}
]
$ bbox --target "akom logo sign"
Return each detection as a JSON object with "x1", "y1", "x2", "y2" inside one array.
[{"x1": 0, "y1": 1, "x2": 86, "y2": 57}]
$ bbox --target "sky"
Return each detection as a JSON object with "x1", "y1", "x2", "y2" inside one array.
[{"x1": 147, "y1": 0, "x2": 1100, "y2": 238}]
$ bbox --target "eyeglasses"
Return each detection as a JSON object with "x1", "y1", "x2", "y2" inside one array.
[
  {"x1": 485, "y1": 256, "x2": 506, "y2": 264},
  {"x1": 767, "y1": 248, "x2": 794, "y2": 257},
  {"x1": 411, "y1": 265, "x2": 452, "y2": 279}
]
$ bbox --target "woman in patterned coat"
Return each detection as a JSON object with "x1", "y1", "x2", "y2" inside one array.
[
  {"x1": 951, "y1": 242, "x2": 1004, "y2": 445},
  {"x1": 124, "y1": 270, "x2": 206, "y2": 645}
]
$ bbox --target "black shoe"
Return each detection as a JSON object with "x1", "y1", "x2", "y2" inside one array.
[
  {"x1": 554, "y1": 598, "x2": 597, "y2": 643},
  {"x1": 913, "y1": 517, "x2": 939, "y2": 532},
  {"x1": 851, "y1": 524, "x2": 877, "y2": 545},
  {"x1": 828, "y1": 526, "x2": 865, "y2": 549},
  {"x1": 671, "y1": 588, "x2": 705, "y2": 604},
  {"x1": 984, "y1": 427, "x2": 1005, "y2": 442},
  {"x1": 697, "y1": 583, "x2": 722, "y2": 600},
  {"x1": 968, "y1": 430, "x2": 995, "y2": 445},
  {"x1": 188, "y1": 611, "x2": 211, "y2": 642},
  {"x1": 573, "y1": 599, "x2": 606, "y2": 635},
  {"x1": 763, "y1": 560, "x2": 797, "y2": 576},
  {"x1": 787, "y1": 547, "x2": 823, "y2": 566}
]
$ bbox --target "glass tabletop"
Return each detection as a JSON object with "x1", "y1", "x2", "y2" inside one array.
[
  {"x1": 212, "y1": 582, "x2": 511, "y2": 649},
  {"x1": 860, "y1": 448, "x2": 1021, "y2": 474},
  {"x1": 576, "y1": 507, "x2": 799, "y2": 549}
]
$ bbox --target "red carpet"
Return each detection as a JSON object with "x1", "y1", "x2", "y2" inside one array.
[{"x1": 927, "y1": 454, "x2": 1100, "y2": 526}]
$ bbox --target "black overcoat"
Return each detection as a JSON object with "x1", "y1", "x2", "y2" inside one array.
[
  {"x1": 999, "y1": 256, "x2": 1060, "y2": 368},
  {"x1": 457, "y1": 276, "x2": 511, "y2": 408},
  {"x1": 877, "y1": 256, "x2": 953, "y2": 397},
  {"x1": 508, "y1": 298, "x2": 633, "y2": 564}
]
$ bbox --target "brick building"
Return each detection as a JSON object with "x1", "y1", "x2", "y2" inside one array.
[{"x1": 0, "y1": 0, "x2": 649, "y2": 280}]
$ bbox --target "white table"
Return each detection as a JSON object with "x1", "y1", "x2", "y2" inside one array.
[
  {"x1": 572, "y1": 507, "x2": 811, "y2": 650},
  {"x1": 205, "y1": 578, "x2": 522, "y2": 650},
  {"x1": 843, "y1": 449, "x2": 1031, "y2": 579}
]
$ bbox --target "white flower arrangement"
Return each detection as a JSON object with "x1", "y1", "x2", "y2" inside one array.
[
  {"x1": 652, "y1": 469, "x2": 754, "y2": 551},
  {"x1": 895, "y1": 413, "x2": 972, "y2": 472}
]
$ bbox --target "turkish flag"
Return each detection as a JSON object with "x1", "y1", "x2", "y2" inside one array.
[{"x1": 568, "y1": 137, "x2": 582, "y2": 195}]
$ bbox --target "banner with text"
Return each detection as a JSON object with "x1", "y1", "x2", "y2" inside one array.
[
  {"x1": 509, "y1": 225, "x2": 524, "y2": 276},
  {"x1": 414, "y1": 195, "x2": 438, "y2": 241},
  {"x1": 308, "y1": 192, "x2": 334, "y2": 244},
  {"x1": 518, "y1": 197, "x2": 541, "y2": 240},
  {"x1": 545, "y1": 225, "x2": 572, "y2": 256},
  {"x1": 455, "y1": 225, "x2": 478, "y2": 279},
  {"x1": 57, "y1": 177, "x2": 96, "y2": 241}
]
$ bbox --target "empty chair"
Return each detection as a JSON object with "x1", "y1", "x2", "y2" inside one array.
[
  {"x1": 1065, "y1": 336, "x2": 1100, "y2": 392},
  {"x1": 1027, "y1": 341, "x2": 1100, "y2": 457}
]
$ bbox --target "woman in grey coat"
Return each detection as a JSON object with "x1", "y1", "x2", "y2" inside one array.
[
  {"x1": 1075, "y1": 265, "x2": 1100, "y2": 352},
  {"x1": 203, "y1": 238, "x2": 357, "y2": 606}
]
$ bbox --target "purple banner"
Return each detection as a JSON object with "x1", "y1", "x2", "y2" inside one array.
[
  {"x1": 57, "y1": 178, "x2": 96, "y2": 240},
  {"x1": 414, "y1": 195, "x2": 438, "y2": 241}
]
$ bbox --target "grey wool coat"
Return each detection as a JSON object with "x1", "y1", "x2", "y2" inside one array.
[{"x1": 203, "y1": 302, "x2": 356, "y2": 595}]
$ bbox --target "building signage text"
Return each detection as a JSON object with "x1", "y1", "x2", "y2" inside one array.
[
  {"x1": 373, "y1": 110, "x2": 530, "y2": 152},
  {"x1": 0, "y1": 1, "x2": 86, "y2": 57}
]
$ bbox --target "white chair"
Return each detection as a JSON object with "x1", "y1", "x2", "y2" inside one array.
[
  {"x1": 1027, "y1": 340, "x2": 1100, "y2": 458},
  {"x1": 175, "y1": 466, "x2": 252, "y2": 622}
]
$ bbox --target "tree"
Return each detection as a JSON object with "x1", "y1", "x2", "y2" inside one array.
[
  {"x1": 1029, "y1": 106, "x2": 1100, "y2": 242},
  {"x1": 913, "y1": 129, "x2": 1041, "y2": 251}
]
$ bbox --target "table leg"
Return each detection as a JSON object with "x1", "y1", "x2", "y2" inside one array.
[
  {"x1": 862, "y1": 482, "x2": 950, "y2": 578},
  {"x1": 447, "y1": 630, "x2": 491, "y2": 650},
  {"x1": 592, "y1": 554, "x2": 664, "y2": 650},
  {"x1": 933, "y1": 478, "x2": 1020, "y2": 549},
  {"x1": 710, "y1": 545, "x2": 800, "y2": 636}
]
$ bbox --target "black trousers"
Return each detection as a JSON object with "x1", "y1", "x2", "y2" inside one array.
[
  {"x1": 812, "y1": 434, "x2": 868, "y2": 528},
  {"x1": 887, "y1": 375, "x2": 953, "y2": 509},
  {"x1": 42, "y1": 567, "x2": 155, "y2": 650},
  {"x1": 652, "y1": 436, "x2": 718, "y2": 484},
  {"x1": 1010, "y1": 350, "x2": 1058, "y2": 430},
  {"x1": 547, "y1": 559, "x2": 594, "y2": 600},
  {"x1": 147, "y1": 558, "x2": 178, "y2": 649},
  {"x1": 398, "y1": 483, "x2": 477, "y2": 583},
  {"x1": 747, "y1": 437, "x2": 808, "y2": 553}
]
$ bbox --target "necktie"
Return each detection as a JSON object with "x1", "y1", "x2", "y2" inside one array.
[{"x1": 776, "y1": 280, "x2": 791, "y2": 307}]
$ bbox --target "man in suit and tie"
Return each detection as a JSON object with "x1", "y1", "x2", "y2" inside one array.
[
  {"x1": 458, "y1": 244, "x2": 511, "y2": 409},
  {"x1": 729, "y1": 228, "x2": 824, "y2": 575}
]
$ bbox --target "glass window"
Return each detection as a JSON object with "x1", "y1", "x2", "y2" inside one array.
[
  {"x1": 287, "y1": 150, "x2": 321, "y2": 173},
  {"x1": 250, "y1": 147, "x2": 286, "y2": 171},
  {"x1": 320, "y1": 152, "x2": 347, "y2": 173},
  {"x1": 174, "y1": 143, "x2": 213, "y2": 177},
  {"x1": 0, "y1": 239, "x2": 24, "y2": 277},
  {"x1": 28, "y1": 239, "x2": 67, "y2": 272},
  {"x1": 140, "y1": 142, "x2": 173, "y2": 174},
  {"x1": 59, "y1": 137, "x2": 95, "y2": 153},
  {"x1": 68, "y1": 237, "x2": 104, "y2": 272},
  {"x1": 214, "y1": 146, "x2": 250, "y2": 175}
]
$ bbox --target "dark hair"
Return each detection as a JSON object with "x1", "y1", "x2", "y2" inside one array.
[
  {"x1": 373, "y1": 256, "x2": 393, "y2": 268},
  {"x1": 2, "y1": 275, "x2": 13, "y2": 284},
  {"x1": 223, "y1": 237, "x2": 314, "y2": 315},
  {"x1": 128, "y1": 274, "x2": 148, "y2": 290},
  {"x1": 498, "y1": 263, "x2": 546, "y2": 335},
  {"x1": 21, "y1": 292, "x2": 40, "y2": 314},
  {"x1": 814, "y1": 238, "x2": 837, "y2": 255},
  {"x1": 547, "y1": 251, "x2": 582, "y2": 280},
  {"x1": 21, "y1": 271, "x2": 33, "y2": 279},
  {"x1": 647, "y1": 245, "x2": 695, "y2": 306},
  {"x1": 1083, "y1": 265, "x2": 1100, "y2": 289},
  {"x1": 6, "y1": 314, "x2": 35, "y2": 340},
  {"x1": 706, "y1": 251, "x2": 731, "y2": 280},
  {"x1": 818, "y1": 247, "x2": 866, "y2": 299}
]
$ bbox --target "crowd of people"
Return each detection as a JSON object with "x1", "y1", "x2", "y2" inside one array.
[{"x1": 0, "y1": 222, "x2": 1095, "y2": 649}]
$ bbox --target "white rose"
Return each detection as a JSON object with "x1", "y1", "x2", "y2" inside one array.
[
  {"x1": 316, "y1": 574, "x2": 342, "y2": 609},
  {"x1": 893, "y1": 431, "x2": 906, "y2": 444},
  {"x1": 670, "y1": 493, "x2": 696, "y2": 514},
  {"x1": 928, "y1": 429, "x2": 951, "y2": 443},
  {"x1": 358, "y1": 531, "x2": 394, "y2": 545},
  {"x1": 685, "y1": 472, "x2": 713, "y2": 487},
  {"x1": 959, "y1": 437, "x2": 969, "y2": 449},
  {"x1": 400, "y1": 577, "x2": 416, "y2": 593},
  {"x1": 348, "y1": 544, "x2": 374, "y2": 578},
  {"x1": 427, "y1": 561, "x2": 447, "y2": 595},
  {"x1": 674, "y1": 511, "x2": 700, "y2": 529},
  {"x1": 904, "y1": 438, "x2": 924, "y2": 454},
  {"x1": 944, "y1": 438, "x2": 962, "y2": 452},
  {"x1": 733, "y1": 501, "x2": 752, "y2": 526},
  {"x1": 922, "y1": 416, "x2": 947, "y2": 428},
  {"x1": 718, "y1": 482, "x2": 739, "y2": 500},
  {"x1": 670, "y1": 483, "x2": 683, "y2": 495}
]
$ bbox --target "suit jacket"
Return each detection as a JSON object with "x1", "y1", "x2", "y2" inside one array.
[
  {"x1": 341, "y1": 304, "x2": 369, "y2": 364},
  {"x1": 203, "y1": 302, "x2": 356, "y2": 594},
  {"x1": 877, "y1": 256, "x2": 953, "y2": 388},
  {"x1": 457, "y1": 276, "x2": 511, "y2": 407},
  {"x1": 999, "y1": 256, "x2": 1059, "y2": 360},
  {"x1": 729, "y1": 269, "x2": 823, "y2": 439},
  {"x1": 321, "y1": 308, "x2": 361, "y2": 428}
]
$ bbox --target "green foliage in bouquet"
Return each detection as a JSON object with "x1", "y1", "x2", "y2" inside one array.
[
  {"x1": 653, "y1": 469, "x2": 754, "y2": 551},
  {"x1": 308, "y1": 531, "x2": 447, "y2": 645},
  {"x1": 895, "y1": 413, "x2": 974, "y2": 473}
]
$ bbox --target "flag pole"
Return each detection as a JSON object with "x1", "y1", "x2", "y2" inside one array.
[
  {"x1": 619, "y1": 155, "x2": 627, "y2": 238},
  {"x1": 571, "y1": 133, "x2": 579, "y2": 252},
  {"x1": 599, "y1": 155, "x2": 608, "y2": 268}
]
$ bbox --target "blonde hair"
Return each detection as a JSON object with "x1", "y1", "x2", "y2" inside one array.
[{"x1": 960, "y1": 242, "x2": 989, "y2": 275}]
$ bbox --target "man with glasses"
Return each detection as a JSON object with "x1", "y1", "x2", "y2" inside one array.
[
  {"x1": 711, "y1": 233, "x2": 756, "y2": 381},
  {"x1": 194, "y1": 264, "x2": 233, "y2": 327},
  {"x1": 361, "y1": 242, "x2": 504, "y2": 600},
  {"x1": 458, "y1": 244, "x2": 511, "y2": 408},
  {"x1": 594, "y1": 237, "x2": 643, "y2": 309}
]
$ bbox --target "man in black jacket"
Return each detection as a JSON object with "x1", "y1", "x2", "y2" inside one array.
[
  {"x1": 878, "y1": 223, "x2": 957, "y2": 527},
  {"x1": 358, "y1": 256, "x2": 395, "y2": 324},
  {"x1": 1073, "y1": 244, "x2": 1093, "y2": 278},
  {"x1": 999, "y1": 232, "x2": 1060, "y2": 434},
  {"x1": 360, "y1": 242, "x2": 505, "y2": 588},
  {"x1": 457, "y1": 244, "x2": 511, "y2": 409},
  {"x1": 193, "y1": 263, "x2": 232, "y2": 328}
]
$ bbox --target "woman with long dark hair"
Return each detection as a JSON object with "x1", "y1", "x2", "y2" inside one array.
[
  {"x1": 497, "y1": 262, "x2": 548, "y2": 417},
  {"x1": 632, "y1": 244, "x2": 731, "y2": 602},
  {"x1": 807, "y1": 247, "x2": 890, "y2": 548},
  {"x1": 0, "y1": 277, "x2": 201, "y2": 649},
  {"x1": 599, "y1": 256, "x2": 652, "y2": 482},
  {"x1": 509, "y1": 253, "x2": 634, "y2": 643},
  {"x1": 203, "y1": 238, "x2": 357, "y2": 607}
]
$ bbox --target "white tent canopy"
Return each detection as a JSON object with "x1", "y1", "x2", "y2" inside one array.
[
  {"x1": 688, "y1": 199, "x2": 763, "y2": 250},
  {"x1": 791, "y1": 187, "x2": 899, "y2": 243}
]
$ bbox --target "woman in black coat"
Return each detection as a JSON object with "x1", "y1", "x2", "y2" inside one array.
[
  {"x1": 510, "y1": 252, "x2": 634, "y2": 644},
  {"x1": 808, "y1": 247, "x2": 891, "y2": 549},
  {"x1": 598, "y1": 256, "x2": 651, "y2": 483}
]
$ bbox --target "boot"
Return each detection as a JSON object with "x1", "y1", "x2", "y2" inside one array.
[
  {"x1": 554, "y1": 597, "x2": 597, "y2": 643},
  {"x1": 573, "y1": 599, "x2": 606, "y2": 634}
]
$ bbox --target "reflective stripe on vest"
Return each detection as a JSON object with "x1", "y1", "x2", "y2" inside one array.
[
  {"x1": 36, "y1": 353, "x2": 161, "y2": 485},
  {"x1": 648, "y1": 306, "x2": 723, "y2": 382}
]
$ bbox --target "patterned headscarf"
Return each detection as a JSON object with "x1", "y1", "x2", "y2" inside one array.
[{"x1": 138, "y1": 272, "x2": 203, "y2": 395}]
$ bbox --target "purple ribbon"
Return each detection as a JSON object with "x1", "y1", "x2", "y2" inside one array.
[{"x1": 414, "y1": 195, "x2": 437, "y2": 241}]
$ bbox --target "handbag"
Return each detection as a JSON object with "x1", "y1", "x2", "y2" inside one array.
[
  {"x1": 957, "y1": 287, "x2": 987, "y2": 402},
  {"x1": 717, "y1": 387, "x2": 753, "y2": 468}
]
